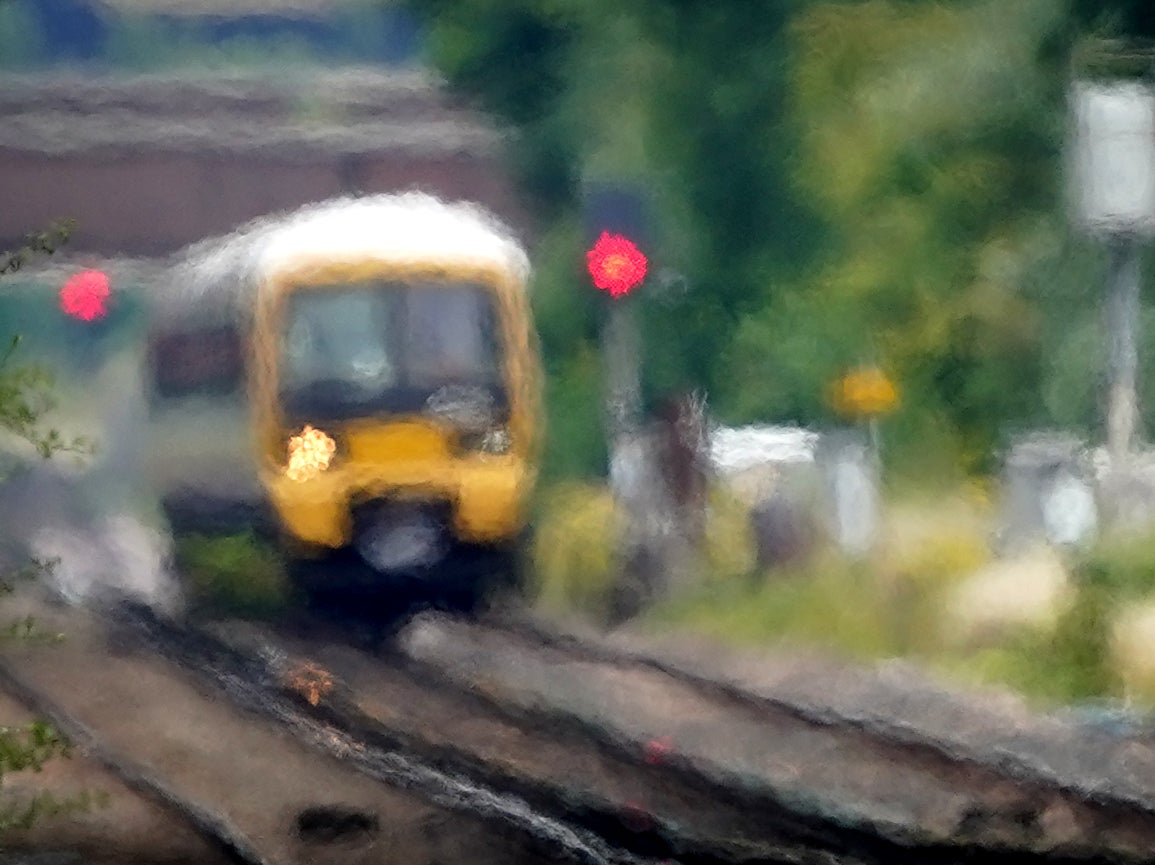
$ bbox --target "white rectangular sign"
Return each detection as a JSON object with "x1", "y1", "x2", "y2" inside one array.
[{"x1": 1070, "y1": 81, "x2": 1155, "y2": 237}]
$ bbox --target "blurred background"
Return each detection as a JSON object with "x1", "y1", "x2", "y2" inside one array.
[{"x1": 8, "y1": 0, "x2": 1155, "y2": 711}]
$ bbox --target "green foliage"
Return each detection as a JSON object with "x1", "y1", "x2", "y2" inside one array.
[
  {"x1": 538, "y1": 348, "x2": 606, "y2": 484},
  {"x1": 643, "y1": 498, "x2": 991, "y2": 662},
  {"x1": 529, "y1": 482, "x2": 754, "y2": 621},
  {"x1": 0, "y1": 555, "x2": 68, "y2": 642},
  {"x1": 1072, "y1": 0, "x2": 1155, "y2": 41},
  {"x1": 0, "y1": 722, "x2": 108, "y2": 834},
  {"x1": 404, "y1": 0, "x2": 580, "y2": 218},
  {"x1": 0, "y1": 227, "x2": 106, "y2": 833},
  {"x1": 1074, "y1": 525, "x2": 1155, "y2": 600},
  {"x1": 942, "y1": 585, "x2": 1120, "y2": 706},
  {"x1": 0, "y1": 221, "x2": 74, "y2": 277},
  {"x1": 0, "y1": 721, "x2": 69, "y2": 774},
  {"x1": 529, "y1": 482, "x2": 618, "y2": 619},
  {"x1": 400, "y1": 0, "x2": 1121, "y2": 481},
  {"x1": 775, "y1": 0, "x2": 1070, "y2": 472},
  {"x1": 0, "y1": 221, "x2": 95, "y2": 464},
  {"x1": 0, "y1": 337, "x2": 93, "y2": 462},
  {"x1": 0, "y1": 788, "x2": 109, "y2": 834},
  {"x1": 408, "y1": 0, "x2": 1155, "y2": 483},
  {"x1": 402, "y1": 0, "x2": 827, "y2": 478},
  {"x1": 647, "y1": 555, "x2": 907, "y2": 658},
  {"x1": 175, "y1": 532, "x2": 291, "y2": 618}
]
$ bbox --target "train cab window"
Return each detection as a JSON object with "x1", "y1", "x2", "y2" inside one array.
[
  {"x1": 404, "y1": 285, "x2": 501, "y2": 387},
  {"x1": 280, "y1": 289, "x2": 397, "y2": 394},
  {"x1": 276, "y1": 280, "x2": 505, "y2": 421}
]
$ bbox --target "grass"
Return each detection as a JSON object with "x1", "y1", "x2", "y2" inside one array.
[
  {"x1": 529, "y1": 478, "x2": 1155, "y2": 711},
  {"x1": 929, "y1": 587, "x2": 1120, "y2": 706},
  {"x1": 644, "y1": 552, "x2": 900, "y2": 656},
  {"x1": 527, "y1": 482, "x2": 757, "y2": 623},
  {"x1": 161, "y1": 477, "x2": 1155, "y2": 711},
  {"x1": 173, "y1": 531, "x2": 292, "y2": 619}
]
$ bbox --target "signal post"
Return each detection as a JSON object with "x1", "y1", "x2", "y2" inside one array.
[
  {"x1": 582, "y1": 182, "x2": 675, "y2": 621},
  {"x1": 1069, "y1": 44, "x2": 1155, "y2": 528}
]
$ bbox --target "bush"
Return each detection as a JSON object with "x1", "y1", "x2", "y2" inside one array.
[
  {"x1": 528, "y1": 481, "x2": 758, "y2": 621},
  {"x1": 936, "y1": 585, "x2": 1119, "y2": 706},
  {"x1": 528, "y1": 483, "x2": 618, "y2": 620},
  {"x1": 646, "y1": 545, "x2": 910, "y2": 657},
  {"x1": 700, "y1": 486, "x2": 757, "y2": 582},
  {"x1": 174, "y1": 531, "x2": 290, "y2": 619},
  {"x1": 1073, "y1": 525, "x2": 1155, "y2": 600},
  {"x1": 646, "y1": 486, "x2": 998, "y2": 659}
]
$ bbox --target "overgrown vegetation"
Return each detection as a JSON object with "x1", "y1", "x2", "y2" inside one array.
[
  {"x1": 528, "y1": 479, "x2": 1155, "y2": 710},
  {"x1": 173, "y1": 532, "x2": 291, "y2": 619},
  {"x1": 0, "y1": 223, "x2": 106, "y2": 831},
  {"x1": 0, "y1": 720, "x2": 107, "y2": 832},
  {"x1": 0, "y1": 220, "x2": 93, "y2": 467}
]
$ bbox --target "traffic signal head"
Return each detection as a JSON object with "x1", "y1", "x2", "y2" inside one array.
[{"x1": 581, "y1": 180, "x2": 651, "y2": 299}]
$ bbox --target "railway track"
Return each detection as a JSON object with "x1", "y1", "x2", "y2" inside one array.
[
  {"x1": 4, "y1": 587, "x2": 1155, "y2": 864},
  {"x1": 378, "y1": 608, "x2": 1155, "y2": 862},
  {"x1": 477, "y1": 613, "x2": 1155, "y2": 812},
  {"x1": 113, "y1": 602, "x2": 660, "y2": 865},
  {"x1": 121, "y1": 599, "x2": 1155, "y2": 863}
]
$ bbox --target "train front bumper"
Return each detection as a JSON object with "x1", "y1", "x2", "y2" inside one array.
[{"x1": 263, "y1": 456, "x2": 532, "y2": 558}]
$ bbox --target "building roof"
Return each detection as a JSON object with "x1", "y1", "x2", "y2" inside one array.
[{"x1": 0, "y1": 68, "x2": 503, "y2": 158}]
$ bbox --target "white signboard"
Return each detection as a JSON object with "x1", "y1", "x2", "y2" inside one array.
[{"x1": 1071, "y1": 81, "x2": 1155, "y2": 237}]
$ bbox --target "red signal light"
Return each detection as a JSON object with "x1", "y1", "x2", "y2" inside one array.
[
  {"x1": 60, "y1": 270, "x2": 110, "y2": 322},
  {"x1": 586, "y1": 232, "x2": 647, "y2": 299}
]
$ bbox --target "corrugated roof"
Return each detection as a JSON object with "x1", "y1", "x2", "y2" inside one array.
[
  {"x1": 0, "y1": 111, "x2": 503, "y2": 157},
  {"x1": 0, "y1": 67, "x2": 440, "y2": 112},
  {"x1": 0, "y1": 68, "x2": 503, "y2": 157}
]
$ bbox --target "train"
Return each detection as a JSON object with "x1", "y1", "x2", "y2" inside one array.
[{"x1": 142, "y1": 192, "x2": 543, "y2": 608}]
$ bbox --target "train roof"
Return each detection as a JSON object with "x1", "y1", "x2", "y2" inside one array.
[{"x1": 156, "y1": 192, "x2": 531, "y2": 324}]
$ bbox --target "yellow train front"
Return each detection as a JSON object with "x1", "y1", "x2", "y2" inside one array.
[{"x1": 148, "y1": 194, "x2": 542, "y2": 609}]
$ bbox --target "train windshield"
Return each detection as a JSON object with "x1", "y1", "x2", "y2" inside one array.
[{"x1": 277, "y1": 279, "x2": 504, "y2": 420}]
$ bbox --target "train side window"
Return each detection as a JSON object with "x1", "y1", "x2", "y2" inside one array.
[{"x1": 148, "y1": 325, "x2": 245, "y2": 402}]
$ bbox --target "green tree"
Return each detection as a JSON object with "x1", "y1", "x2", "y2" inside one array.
[
  {"x1": 742, "y1": 0, "x2": 1103, "y2": 476},
  {"x1": 403, "y1": 0, "x2": 1155, "y2": 482},
  {"x1": 0, "y1": 221, "x2": 92, "y2": 463}
]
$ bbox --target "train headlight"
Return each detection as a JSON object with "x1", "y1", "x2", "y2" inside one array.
[
  {"x1": 285, "y1": 424, "x2": 338, "y2": 482},
  {"x1": 461, "y1": 426, "x2": 512, "y2": 456}
]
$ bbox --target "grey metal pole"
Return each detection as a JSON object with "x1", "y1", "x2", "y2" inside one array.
[
  {"x1": 604, "y1": 301, "x2": 642, "y2": 448},
  {"x1": 1105, "y1": 234, "x2": 1143, "y2": 464},
  {"x1": 603, "y1": 300, "x2": 660, "y2": 622}
]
